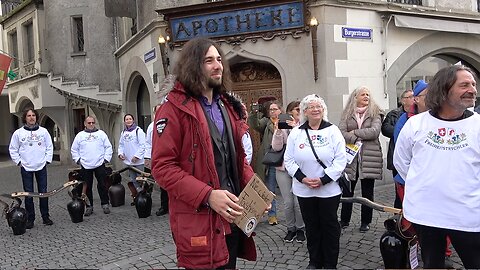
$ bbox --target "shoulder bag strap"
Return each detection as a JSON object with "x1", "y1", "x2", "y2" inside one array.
[{"x1": 305, "y1": 128, "x2": 327, "y2": 169}]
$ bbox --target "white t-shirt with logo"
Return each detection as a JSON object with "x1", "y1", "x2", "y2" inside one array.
[{"x1": 394, "y1": 111, "x2": 480, "y2": 232}]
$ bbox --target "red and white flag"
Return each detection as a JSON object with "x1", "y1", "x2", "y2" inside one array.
[{"x1": 0, "y1": 53, "x2": 12, "y2": 95}]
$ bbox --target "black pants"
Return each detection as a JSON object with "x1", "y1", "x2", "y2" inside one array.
[
  {"x1": 144, "y1": 167, "x2": 168, "y2": 209},
  {"x1": 340, "y1": 178, "x2": 374, "y2": 224},
  {"x1": 413, "y1": 223, "x2": 480, "y2": 269},
  {"x1": 218, "y1": 225, "x2": 241, "y2": 270},
  {"x1": 160, "y1": 187, "x2": 169, "y2": 209},
  {"x1": 81, "y1": 164, "x2": 109, "y2": 206},
  {"x1": 391, "y1": 169, "x2": 402, "y2": 209},
  {"x1": 298, "y1": 195, "x2": 341, "y2": 269}
]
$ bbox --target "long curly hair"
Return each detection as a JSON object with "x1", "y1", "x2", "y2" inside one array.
[
  {"x1": 340, "y1": 86, "x2": 382, "y2": 122},
  {"x1": 173, "y1": 37, "x2": 232, "y2": 98},
  {"x1": 425, "y1": 65, "x2": 477, "y2": 114}
]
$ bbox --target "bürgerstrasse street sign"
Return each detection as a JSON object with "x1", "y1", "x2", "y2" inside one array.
[
  {"x1": 342, "y1": 27, "x2": 372, "y2": 39},
  {"x1": 170, "y1": 2, "x2": 305, "y2": 42}
]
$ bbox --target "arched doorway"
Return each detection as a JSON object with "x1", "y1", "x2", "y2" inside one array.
[
  {"x1": 126, "y1": 74, "x2": 151, "y2": 131},
  {"x1": 230, "y1": 61, "x2": 282, "y2": 176},
  {"x1": 395, "y1": 55, "x2": 480, "y2": 106},
  {"x1": 136, "y1": 79, "x2": 150, "y2": 131},
  {"x1": 387, "y1": 32, "x2": 480, "y2": 108}
]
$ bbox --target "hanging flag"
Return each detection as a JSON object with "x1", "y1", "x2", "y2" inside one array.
[
  {"x1": 0, "y1": 53, "x2": 13, "y2": 95},
  {"x1": 7, "y1": 70, "x2": 17, "y2": 80}
]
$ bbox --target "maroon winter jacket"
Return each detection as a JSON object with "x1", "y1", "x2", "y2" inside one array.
[{"x1": 151, "y1": 81, "x2": 256, "y2": 269}]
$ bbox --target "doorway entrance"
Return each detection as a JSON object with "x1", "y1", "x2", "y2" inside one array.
[{"x1": 231, "y1": 61, "x2": 283, "y2": 175}]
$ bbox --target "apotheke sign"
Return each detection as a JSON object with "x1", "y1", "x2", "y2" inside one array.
[{"x1": 170, "y1": 2, "x2": 305, "y2": 42}]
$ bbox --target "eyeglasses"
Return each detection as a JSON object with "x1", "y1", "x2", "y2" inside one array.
[
  {"x1": 307, "y1": 105, "x2": 323, "y2": 110},
  {"x1": 87, "y1": 122, "x2": 95, "y2": 124},
  {"x1": 269, "y1": 108, "x2": 279, "y2": 111},
  {"x1": 402, "y1": 96, "x2": 414, "y2": 99}
]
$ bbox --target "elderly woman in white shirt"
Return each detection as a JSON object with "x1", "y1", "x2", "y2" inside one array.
[{"x1": 284, "y1": 94, "x2": 347, "y2": 269}]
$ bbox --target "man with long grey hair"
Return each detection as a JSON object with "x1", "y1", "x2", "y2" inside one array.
[{"x1": 394, "y1": 65, "x2": 480, "y2": 269}]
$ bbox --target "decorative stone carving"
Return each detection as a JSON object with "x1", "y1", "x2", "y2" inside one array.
[
  {"x1": 231, "y1": 62, "x2": 281, "y2": 82},
  {"x1": 29, "y1": 86, "x2": 39, "y2": 99},
  {"x1": 11, "y1": 91, "x2": 18, "y2": 103}
]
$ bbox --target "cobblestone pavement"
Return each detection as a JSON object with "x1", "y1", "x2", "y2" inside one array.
[{"x1": 0, "y1": 160, "x2": 463, "y2": 269}]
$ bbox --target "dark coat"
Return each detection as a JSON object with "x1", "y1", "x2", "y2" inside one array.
[{"x1": 381, "y1": 107, "x2": 406, "y2": 171}]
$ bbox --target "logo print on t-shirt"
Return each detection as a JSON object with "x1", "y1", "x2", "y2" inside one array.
[{"x1": 426, "y1": 127, "x2": 467, "y2": 150}]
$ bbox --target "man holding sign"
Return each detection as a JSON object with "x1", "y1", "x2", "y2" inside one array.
[{"x1": 151, "y1": 38, "x2": 258, "y2": 269}]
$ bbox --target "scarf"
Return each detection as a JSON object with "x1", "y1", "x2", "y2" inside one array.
[
  {"x1": 84, "y1": 127, "x2": 99, "y2": 133},
  {"x1": 23, "y1": 124, "x2": 39, "y2": 131},
  {"x1": 124, "y1": 123, "x2": 137, "y2": 132},
  {"x1": 355, "y1": 106, "x2": 368, "y2": 129}
]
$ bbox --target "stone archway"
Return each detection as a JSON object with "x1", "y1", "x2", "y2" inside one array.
[
  {"x1": 125, "y1": 73, "x2": 151, "y2": 131},
  {"x1": 387, "y1": 32, "x2": 480, "y2": 108}
]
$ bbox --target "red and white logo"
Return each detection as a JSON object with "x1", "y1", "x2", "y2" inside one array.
[{"x1": 438, "y1": 128, "x2": 446, "y2": 137}]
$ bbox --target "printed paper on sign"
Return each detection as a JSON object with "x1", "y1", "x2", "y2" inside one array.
[{"x1": 345, "y1": 141, "x2": 362, "y2": 164}]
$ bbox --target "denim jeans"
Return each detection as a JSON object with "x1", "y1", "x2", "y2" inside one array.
[
  {"x1": 128, "y1": 164, "x2": 144, "y2": 191},
  {"x1": 276, "y1": 169, "x2": 304, "y2": 231},
  {"x1": 266, "y1": 166, "x2": 277, "y2": 217},
  {"x1": 21, "y1": 166, "x2": 49, "y2": 221}
]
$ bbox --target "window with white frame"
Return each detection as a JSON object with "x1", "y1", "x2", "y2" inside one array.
[{"x1": 72, "y1": 16, "x2": 85, "y2": 53}]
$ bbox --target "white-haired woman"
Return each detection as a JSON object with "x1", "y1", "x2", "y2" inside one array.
[
  {"x1": 284, "y1": 94, "x2": 347, "y2": 269},
  {"x1": 338, "y1": 86, "x2": 383, "y2": 233}
]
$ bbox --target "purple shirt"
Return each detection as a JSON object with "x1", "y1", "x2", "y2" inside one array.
[{"x1": 200, "y1": 95, "x2": 224, "y2": 136}]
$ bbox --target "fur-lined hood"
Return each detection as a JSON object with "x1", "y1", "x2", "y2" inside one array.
[{"x1": 157, "y1": 75, "x2": 245, "y2": 119}]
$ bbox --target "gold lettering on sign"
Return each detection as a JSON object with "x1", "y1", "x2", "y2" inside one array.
[
  {"x1": 192, "y1": 21, "x2": 202, "y2": 36},
  {"x1": 236, "y1": 14, "x2": 251, "y2": 31},
  {"x1": 219, "y1": 16, "x2": 232, "y2": 32},
  {"x1": 205, "y1": 19, "x2": 219, "y2": 33},
  {"x1": 270, "y1": 10, "x2": 282, "y2": 26},
  {"x1": 255, "y1": 12, "x2": 267, "y2": 28},
  {"x1": 176, "y1": 23, "x2": 191, "y2": 38},
  {"x1": 288, "y1": 8, "x2": 300, "y2": 24}
]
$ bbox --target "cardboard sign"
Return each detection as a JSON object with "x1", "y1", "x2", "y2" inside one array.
[{"x1": 234, "y1": 174, "x2": 275, "y2": 237}]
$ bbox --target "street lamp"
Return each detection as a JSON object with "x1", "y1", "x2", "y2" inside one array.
[
  {"x1": 309, "y1": 16, "x2": 319, "y2": 82},
  {"x1": 158, "y1": 35, "x2": 170, "y2": 77}
]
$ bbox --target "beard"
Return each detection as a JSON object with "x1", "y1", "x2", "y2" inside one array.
[{"x1": 207, "y1": 76, "x2": 222, "y2": 89}]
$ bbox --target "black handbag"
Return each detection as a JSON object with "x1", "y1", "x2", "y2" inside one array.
[
  {"x1": 305, "y1": 129, "x2": 351, "y2": 193},
  {"x1": 262, "y1": 145, "x2": 286, "y2": 167}
]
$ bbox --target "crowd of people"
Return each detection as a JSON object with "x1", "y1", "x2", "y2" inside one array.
[{"x1": 8, "y1": 37, "x2": 480, "y2": 269}]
